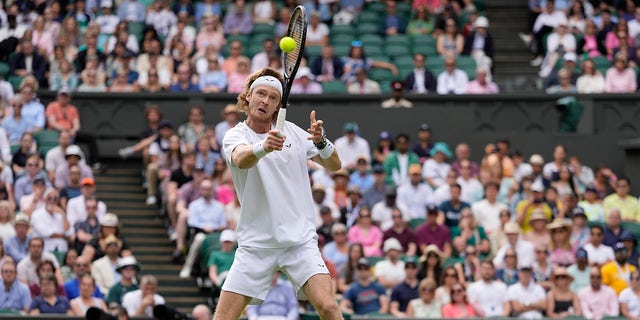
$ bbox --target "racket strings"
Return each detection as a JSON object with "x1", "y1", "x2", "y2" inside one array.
[{"x1": 284, "y1": 11, "x2": 306, "y2": 76}]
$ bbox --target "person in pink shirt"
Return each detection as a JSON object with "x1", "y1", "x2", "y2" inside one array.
[
  {"x1": 441, "y1": 283, "x2": 478, "y2": 318},
  {"x1": 578, "y1": 268, "x2": 619, "y2": 320},
  {"x1": 347, "y1": 207, "x2": 383, "y2": 257},
  {"x1": 465, "y1": 69, "x2": 499, "y2": 94},
  {"x1": 604, "y1": 53, "x2": 637, "y2": 93}
]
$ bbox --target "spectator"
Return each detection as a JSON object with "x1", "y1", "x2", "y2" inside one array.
[
  {"x1": 15, "y1": 162, "x2": 51, "y2": 213},
  {"x1": 602, "y1": 242, "x2": 637, "y2": 295},
  {"x1": 437, "y1": 18, "x2": 464, "y2": 57},
  {"x1": 105, "y1": 256, "x2": 140, "y2": 305},
  {"x1": 381, "y1": 81, "x2": 413, "y2": 108},
  {"x1": 195, "y1": 15, "x2": 226, "y2": 60},
  {"x1": 472, "y1": 182, "x2": 507, "y2": 235},
  {"x1": 568, "y1": 248, "x2": 591, "y2": 292},
  {"x1": 452, "y1": 210, "x2": 490, "y2": 258},
  {"x1": 620, "y1": 269, "x2": 640, "y2": 319},
  {"x1": 380, "y1": 0, "x2": 407, "y2": 35},
  {"x1": 524, "y1": 210, "x2": 551, "y2": 247},
  {"x1": 467, "y1": 260, "x2": 507, "y2": 317},
  {"x1": 95, "y1": 2, "x2": 119, "y2": 35},
  {"x1": 578, "y1": 268, "x2": 619, "y2": 320},
  {"x1": 323, "y1": 223, "x2": 349, "y2": 271},
  {"x1": 45, "y1": 130, "x2": 85, "y2": 183},
  {"x1": 462, "y1": 16, "x2": 494, "y2": 74},
  {"x1": 2, "y1": 96, "x2": 31, "y2": 146},
  {"x1": 60, "y1": 250, "x2": 77, "y2": 284},
  {"x1": 539, "y1": 19, "x2": 576, "y2": 78},
  {"x1": 546, "y1": 267, "x2": 583, "y2": 318},
  {"x1": 66, "y1": 178, "x2": 106, "y2": 227},
  {"x1": 291, "y1": 67, "x2": 323, "y2": 94},
  {"x1": 177, "y1": 106, "x2": 206, "y2": 149},
  {"x1": 122, "y1": 275, "x2": 164, "y2": 317},
  {"x1": 372, "y1": 186, "x2": 410, "y2": 232},
  {"x1": 118, "y1": 0, "x2": 145, "y2": 22},
  {"x1": 73, "y1": 197, "x2": 101, "y2": 255},
  {"x1": 206, "y1": 229, "x2": 236, "y2": 289},
  {"x1": 165, "y1": 17, "x2": 196, "y2": 55},
  {"x1": 170, "y1": 63, "x2": 200, "y2": 93},
  {"x1": 504, "y1": 265, "x2": 547, "y2": 318},
  {"x1": 584, "y1": 224, "x2": 615, "y2": 268},
  {"x1": 31, "y1": 188, "x2": 73, "y2": 254},
  {"x1": 438, "y1": 184, "x2": 471, "y2": 228},
  {"x1": 16, "y1": 85, "x2": 45, "y2": 132},
  {"x1": 346, "y1": 68, "x2": 381, "y2": 94},
  {"x1": 441, "y1": 282, "x2": 477, "y2": 318},
  {"x1": 227, "y1": 56, "x2": 251, "y2": 94},
  {"x1": 223, "y1": 0, "x2": 253, "y2": 36},
  {"x1": 577, "y1": 58, "x2": 606, "y2": 94},
  {"x1": 178, "y1": 179, "x2": 227, "y2": 278},
  {"x1": 91, "y1": 234, "x2": 122, "y2": 296},
  {"x1": 54, "y1": 145, "x2": 93, "y2": 190},
  {"x1": 306, "y1": 11, "x2": 329, "y2": 46},
  {"x1": 405, "y1": 53, "x2": 437, "y2": 94},
  {"x1": 145, "y1": 1, "x2": 177, "y2": 38},
  {"x1": 397, "y1": 164, "x2": 435, "y2": 220},
  {"x1": 348, "y1": 207, "x2": 383, "y2": 257},
  {"x1": 199, "y1": 54, "x2": 227, "y2": 93},
  {"x1": 388, "y1": 258, "x2": 419, "y2": 317},
  {"x1": 406, "y1": 278, "x2": 441, "y2": 317},
  {"x1": 29, "y1": 273, "x2": 72, "y2": 315},
  {"x1": 604, "y1": 177, "x2": 639, "y2": 222},
  {"x1": 603, "y1": 208, "x2": 633, "y2": 247},
  {"x1": 0, "y1": 201, "x2": 13, "y2": 241},
  {"x1": 465, "y1": 68, "x2": 499, "y2": 94},
  {"x1": 17, "y1": 237, "x2": 62, "y2": 287},
  {"x1": 77, "y1": 68, "x2": 108, "y2": 93},
  {"x1": 547, "y1": 68, "x2": 578, "y2": 93},
  {"x1": 493, "y1": 222, "x2": 535, "y2": 269},
  {"x1": 496, "y1": 247, "x2": 520, "y2": 286},
  {"x1": 436, "y1": 55, "x2": 469, "y2": 94},
  {"x1": 196, "y1": 0, "x2": 222, "y2": 23},
  {"x1": 384, "y1": 134, "x2": 421, "y2": 187},
  {"x1": 435, "y1": 266, "x2": 460, "y2": 306},
  {"x1": 64, "y1": 255, "x2": 102, "y2": 300},
  {"x1": 70, "y1": 274, "x2": 106, "y2": 316},
  {"x1": 523, "y1": 0, "x2": 567, "y2": 67},
  {"x1": 341, "y1": 41, "x2": 397, "y2": 83},
  {"x1": 0, "y1": 261, "x2": 30, "y2": 312},
  {"x1": 9, "y1": 40, "x2": 47, "y2": 88},
  {"x1": 316, "y1": 206, "x2": 336, "y2": 243},
  {"x1": 10, "y1": 132, "x2": 37, "y2": 177},
  {"x1": 375, "y1": 238, "x2": 406, "y2": 292},
  {"x1": 548, "y1": 219, "x2": 576, "y2": 267},
  {"x1": 407, "y1": 5, "x2": 435, "y2": 36},
  {"x1": 416, "y1": 205, "x2": 452, "y2": 256},
  {"x1": 334, "y1": 122, "x2": 371, "y2": 171},
  {"x1": 311, "y1": 46, "x2": 344, "y2": 83},
  {"x1": 605, "y1": 53, "x2": 637, "y2": 93},
  {"x1": 340, "y1": 257, "x2": 388, "y2": 315},
  {"x1": 577, "y1": 20, "x2": 606, "y2": 58},
  {"x1": 4, "y1": 213, "x2": 30, "y2": 262},
  {"x1": 246, "y1": 272, "x2": 298, "y2": 320}
]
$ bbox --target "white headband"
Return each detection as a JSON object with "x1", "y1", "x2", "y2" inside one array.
[{"x1": 249, "y1": 76, "x2": 283, "y2": 97}]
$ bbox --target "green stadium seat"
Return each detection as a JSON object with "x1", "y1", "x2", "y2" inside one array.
[
  {"x1": 394, "y1": 56, "x2": 414, "y2": 69},
  {"x1": 426, "y1": 55, "x2": 445, "y2": 69},
  {"x1": 34, "y1": 130, "x2": 60, "y2": 152},
  {"x1": 398, "y1": 67, "x2": 413, "y2": 80},
  {"x1": 385, "y1": 45, "x2": 406, "y2": 58},
  {"x1": 411, "y1": 43, "x2": 437, "y2": 56},
  {"x1": 127, "y1": 22, "x2": 146, "y2": 41},
  {"x1": 322, "y1": 81, "x2": 346, "y2": 93},
  {"x1": 411, "y1": 34, "x2": 437, "y2": 46},
  {"x1": 331, "y1": 33, "x2": 355, "y2": 46},
  {"x1": 369, "y1": 55, "x2": 390, "y2": 63},
  {"x1": 247, "y1": 44, "x2": 263, "y2": 57},
  {"x1": 622, "y1": 221, "x2": 640, "y2": 239},
  {"x1": 359, "y1": 34, "x2": 383, "y2": 47},
  {"x1": 366, "y1": 1, "x2": 386, "y2": 13},
  {"x1": 251, "y1": 32, "x2": 274, "y2": 43},
  {"x1": 8, "y1": 76, "x2": 23, "y2": 91},
  {"x1": 592, "y1": 56, "x2": 611, "y2": 73},
  {"x1": 305, "y1": 45, "x2": 322, "y2": 58},
  {"x1": 9, "y1": 145, "x2": 19, "y2": 154},
  {"x1": 357, "y1": 11, "x2": 381, "y2": 24},
  {"x1": 385, "y1": 35, "x2": 410, "y2": 47},
  {"x1": 253, "y1": 23, "x2": 275, "y2": 35},
  {"x1": 379, "y1": 80, "x2": 392, "y2": 93},
  {"x1": 367, "y1": 256, "x2": 385, "y2": 266},
  {"x1": 226, "y1": 34, "x2": 250, "y2": 46},
  {"x1": 330, "y1": 24, "x2": 355, "y2": 36},
  {"x1": 200, "y1": 231, "x2": 222, "y2": 262},
  {"x1": 457, "y1": 56, "x2": 477, "y2": 78},
  {"x1": 410, "y1": 218, "x2": 425, "y2": 230},
  {"x1": 0, "y1": 62, "x2": 9, "y2": 78},
  {"x1": 396, "y1": 2, "x2": 412, "y2": 18},
  {"x1": 357, "y1": 23, "x2": 380, "y2": 35},
  {"x1": 368, "y1": 68, "x2": 394, "y2": 82},
  {"x1": 333, "y1": 44, "x2": 350, "y2": 57},
  {"x1": 363, "y1": 45, "x2": 384, "y2": 56}
]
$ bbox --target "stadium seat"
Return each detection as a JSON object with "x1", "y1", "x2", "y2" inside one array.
[
  {"x1": 379, "y1": 80, "x2": 392, "y2": 93},
  {"x1": 592, "y1": 56, "x2": 611, "y2": 74},
  {"x1": 385, "y1": 45, "x2": 406, "y2": 59},
  {"x1": 396, "y1": 2, "x2": 412, "y2": 18},
  {"x1": 385, "y1": 35, "x2": 410, "y2": 47},
  {"x1": 398, "y1": 67, "x2": 413, "y2": 80},
  {"x1": 410, "y1": 218, "x2": 425, "y2": 230},
  {"x1": 411, "y1": 34, "x2": 437, "y2": 47},
  {"x1": 0, "y1": 62, "x2": 9, "y2": 78},
  {"x1": 368, "y1": 68, "x2": 394, "y2": 82},
  {"x1": 359, "y1": 34, "x2": 383, "y2": 47},
  {"x1": 226, "y1": 34, "x2": 250, "y2": 47},
  {"x1": 393, "y1": 56, "x2": 414, "y2": 69},
  {"x1": 621, "y1": 221, "x2": 640, "y2": 239},
  {"x1": 9, "y1": 145, "x2": 19, "y2": 154},
  {"x1": 357, "y1": 11, "x2": 381, "y2": 24},
  {"x1": 247, "y1": 44, "x2": 263, "y2": 57},
  {"x1": 8, "y1": 76, "x2": 23, "y2": 91},
  {"x1": 356, "y1": 23, "x2": 380, "y2": 36},
  {"x1": 331, "y1": 33, "x2": 354, "y2": 46},
  {"x1": 411, "y1": 44, "x2": 437, "y2": 56},
  {"x1": 34, "y1": 130, "x2": 60, "y2": 154},
  {"x1": 251, "y1": 32, "x2": 274, "y2": 44},
  {"x1": 252, "y1": 23, "x2": 275, "y2": 35},
  {"x1": 366, "y1": 1, "x2": 386, "y2": 13},
  {"x1": 127, "y1": 22, "x2": 146, "y2": 41},
  {"x1": 200, "y1": 232, "x2": 222, "y2": 262},
  {"x1": 305, "y1": 45, "x2": 322, "y2": 60},
  {"x1": 330, "y1": 24, "x2": 355, "y2": 36},
  {"x1": 333, "y1": 44, "x2": 350, "y2": 57},
  {"x1": 322, "y1": 81, "x2": 346, "y2": 93},
  {"x1": 426, "y1": 55, "x2": 445, "y2": 69},
  {"x1": 457, "y1": 56, "x2": 477, "y2": 78},
  {"x1": 363, "y1": 45, "x2": 384, "y2": 56},
  {"x1": 369, "y1": 55, "x2": 390, "y2": 63}
]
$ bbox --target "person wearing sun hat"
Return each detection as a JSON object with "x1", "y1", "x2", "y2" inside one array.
[
  {"x1": 493, "y1": 221, "x2": 535, "y2": 269},
  {"x1": 422, "y1": 142, "x2": 452, "y2": 189},
  {"x1": 91, "y1": 234, "x2": 123, "y2": 295},
  {"x1": 515, "y1": 179, "x2": 552, "y2": 234},
  {"x1": 105, "y1": 255, "x2": 141, "y2": 305},
  {"x1": 523, "y1": 209, "x2": 550, "y2": 247},
  {"x1": 546, "y1": 267, "x2": 582, "y2": 318},
  {"x1": 375, "y1": 238, "x2": 406, "y2": 293}
]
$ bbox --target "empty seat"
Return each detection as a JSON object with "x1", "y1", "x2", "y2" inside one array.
[{"x1": 322, "y1": 81, "x2": 347, "y2": 93}]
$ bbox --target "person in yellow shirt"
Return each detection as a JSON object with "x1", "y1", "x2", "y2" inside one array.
[
  {"x1": 603, "y1": 178, "x2": 640, "y2": 222},
  {"x1": 516, "y1": 181, "x2": 553, "y2": 234},
  {"x1": 601, "y1": 242, "x2": 637, "y2": 295}
]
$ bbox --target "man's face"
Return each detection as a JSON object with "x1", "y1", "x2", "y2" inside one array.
[
  {"x1": 246, "y1": 86, "x2": 281, "y2": 124},
  {"x1": 607, "y1": 210, "x2": 621, "y2": 228},
  {"x1": 199, "y1": 180, "x2": 213, "y2": 199},
  {"x1": 616, "y1": 180, "x2": 630, "y2": 197},
  {"x1": 321, "y1": 46, "x2": 334, "y2": 59},
  {"x1": 518, "y1": 269, "x2": 532, "y2": 284},
  {"x1": 450, "y1": 186, "x2": 461, "y2": 201},
  {"x1": 59, "y1": 131, "x2": 72, "y2": 147},
  {"x1": 395, "y1": 137, "x2": 409, "y2": 154},
  {"x1": 15, "y1": 223, "x2": 28, "y2": 237},
  {"x1": 142, "y1": 283, "x2": 157, "y2": 296},
  {"x1": 480, "y1": 263, "x2": 494, "y2": 281},
  {"x1": 26, "y1": 158, "x2": 40, "y2": 176},
  {"x1": 86, "y1": 200, "x2": 98, "y2": 217},
  {"x1": 29, "y1": 240, "x2": 43, "y2": 259},
  {"x1": 57, "y1": 94, "x2": 70, "y2": 106},
  {"x1": 74, "y1": 257, "x2": 90, "y2": 276},
  {"x1": 590, "y1": 270, "x2": 602, "y2": 289},
  {"x1": 413, "y1": 55, "x2": 425, "y2": 69},
  {"x1": 1, "y1": 264, "x2": 16, "y2": 283},
  {"x1": 590, "y1": 228, "x2": 603, "y2": 246}
]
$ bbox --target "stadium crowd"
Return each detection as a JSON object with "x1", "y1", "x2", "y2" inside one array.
[{"x1": 523, "y1": 0, "x2": 640, "y2": 94}]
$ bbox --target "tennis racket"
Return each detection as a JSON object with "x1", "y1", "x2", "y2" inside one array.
[{"x1": 275, "y1": 5, "x2": 308, "y2": 133}]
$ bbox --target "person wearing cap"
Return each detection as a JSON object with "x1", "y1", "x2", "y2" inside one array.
[
  {"x1": 620, "y1": 232, "x2": 639, "y2": 268},
  {"x1": 5, "y1": 213, "x2": 31, "y2": 262},
  {"x1": 106, "y1": 256, "x2": 140, "y2": 305},
  {"x1": 31, "y1": 188, "x2": 74, "y2": 253},
  {"x1": 528, "y1": 153, "x2": 548, "y2": 187},
  {"x1": 416, "y1": 205, "x2": 452, "y2": 257},
  {"x1": 91, "y1": 234, "x2": 123, "y2": 295},
  {"x1": 375, "y1": 238, "x2": 406, "y2": 292},
  {"x1": 334, "y1": 121, "x2": 371, "y2": 171},
  {"x1": 422, "y1": 142, "x2": 452, "y2": 189},
  {"x1": 381, "y1": 81, "x2": 413, "y2": 109},
  {"x1": 66, "y1": 177, "x2": 107, "y2": 227},
  {"x1": 503, "y1": 264, "x2": 547, "y2": 318},
  {"x1": 383, "y1": 133, "x2": 420, "y2": 187},
  {"x1": 17, "y1": 171, "x2": 47, "y2": 217},
  {"x1": 601, "y1": 242, "x2": 637, "y2": 295},
  {"x1": 45, "y1": 88, "x2": 102, "y2": 171},
  {"x1": 397, "y1": 163, "x2": 434, "y2": 219},
  {"x1": 317, "y1": 206, "x2": 336, "y2": 243},
  {"x1": 493, "y1": 221, "x2": 535, "y2": 269},
  {"x1": 604, "y1": 177, "x2": 640, "y2": 222},
  {"x1": 515, "y1": 179, "x2": 552, "y2": 234},
  {"x1": 467, "y1": 260, "x2": 507, "y2": 317},
  {"x1": 218, "y1": 67, "x2": 342, "y2": 320},
  {"x1": 578, "y1": 267, "x2": 619, "y2": 319},
  {"x1": 53, "y1": 145, "x2": 93, "y2": 190},
  {"x1": 544, "y1": 52, "x2": 580, "y2": 90},
  {"x1": 546, "y1": 267, "x2": 582, "y2": 318},
  {"x1": 291, "y1": 67, "x2": 323, "y2": 94},
  {"x1": 14, "y1": 154, "x2": 52, "y2": 207},
  {"x1": 95, "y1": 0, "x2": 119, "y2": 35},
  {"x1": 45, "y1": 130, "x2": 87, "y2": 182},
  {"x1": 178, "y1": 179, "x2": 227, "y2": 278},
  {"x1": 568, "y1": 248, "x2": 591, "y2": 292},
  {"x1": 82, "y1": 213, "x2": 132, "y2": 262},
  {"x1": 2, "y1": 96, "x2": 32, "y2": 145},
  {"x1": 73, "y1": 197, "x2": 101, "y2": 254},
  {"x1": 570, "y1": 206, "x2": 591, "y2": 251},
  {"x1": 389, "y1": 257, "x2": 419, "y2": 317},
  {"x1": 340, "y1": 257, "x2": 389, "y2": 315},
  {"x1": 578, "y1": 187, "x2": 605, "y2": 222}
]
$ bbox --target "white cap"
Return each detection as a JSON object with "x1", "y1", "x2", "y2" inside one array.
[
  {"x1": 531, "y1": 181, "x2": 545, "y2": 192},
  {"x1": 220, "y1": 229, "x2": 236, "y2": 243},
  {"x1": 563, "y1": 52, "x2": 577, "y2": 62},
  {"x1": 473, "y1": 16, "x2": 489, "y2": 29},
  {"x1": 529, "y1": 154, "x2": 544, "y2": 165},
  {"x1": 383, "y1": 238, "x2": 403, "y2": 253},
  {"x1": 101, "y1": 0, "x2": 113, "y2": 8},
  {"x1": 65, "y1": 145, "x2": 82, "y2": 157},
  {"x1": 295, "y1": 67, "x2": 314, "y2": 80}
]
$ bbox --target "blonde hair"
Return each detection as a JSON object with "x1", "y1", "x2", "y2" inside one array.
[{"x1": 236, "y1": 68, "x2": 284, "y2": 122}]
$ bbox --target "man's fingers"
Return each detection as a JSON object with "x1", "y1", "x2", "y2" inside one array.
[{"x1": 310, "y1": 110, "x2": 316, "y2": 124}]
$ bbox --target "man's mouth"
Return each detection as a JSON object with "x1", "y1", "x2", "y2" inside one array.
[{"x1": 257, "y1": 107, "x2": 267, "y2": 114}]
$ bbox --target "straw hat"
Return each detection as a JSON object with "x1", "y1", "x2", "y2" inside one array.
[
  {"x1": 547, "y1": 218, "x2": 571, "y2": 231},
  {"x1": 551, "y1": 267, "x2": 574, "y2": 282},
  {"x1": 419, "y1": 244, "x2": 443, "y2": 262}
]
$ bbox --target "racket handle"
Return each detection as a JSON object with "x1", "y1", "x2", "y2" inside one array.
[{"x1": 275, "y1": 108, "x2": 286, "y2": 133}]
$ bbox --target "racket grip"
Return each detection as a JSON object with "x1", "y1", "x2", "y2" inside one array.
[{"x1": 275, "y1": 108, "x2": 286, "y2": 133}]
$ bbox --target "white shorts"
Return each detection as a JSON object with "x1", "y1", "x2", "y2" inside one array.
[{"x1": 221, "y1": 238, "x2": 329, "y2": 304}]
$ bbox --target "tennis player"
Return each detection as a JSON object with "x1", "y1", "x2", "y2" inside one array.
[{"x1": 216, "y1": 68, "x2": 343, "y2": 320}]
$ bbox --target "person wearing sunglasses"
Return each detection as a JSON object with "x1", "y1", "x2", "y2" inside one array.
[
  {"x1": 619, "y1": 270, "x2": 640, "y2": 319},
  {"x1": 546, "y1": 267, "x2": 582, "y2": 318},
  {"x1": 441, "y1": 283, "x2": 477, "y2": 318},
  {"x1": 577, "y1": 267, "x2": 619, "y2": 320}
]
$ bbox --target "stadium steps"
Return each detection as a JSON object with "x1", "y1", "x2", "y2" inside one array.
[
  {"x1": 94, "y1": 162, "x2": 205, "y2": 313},
  {"x1": 485, "y1": 0, "x2": 541, "y2": 92}
]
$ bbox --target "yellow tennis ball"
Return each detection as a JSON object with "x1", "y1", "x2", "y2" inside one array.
[{"x1": 280, "y1": 37, "x2": 296, "y2": 53}]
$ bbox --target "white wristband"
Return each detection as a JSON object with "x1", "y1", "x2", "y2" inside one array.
[
  {"x1": 253, "y1": 141, "x2": 269, "y2": 158},
  {"x1": 318, "y1": 141, "x2": 334, "y2": 159}
]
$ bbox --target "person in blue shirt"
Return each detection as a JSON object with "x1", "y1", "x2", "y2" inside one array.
[
  {"x1": 0, "y1": 261, "x2": 31, "y2": 313},
  {"x1": 340, "y1": 257, "x2": 389, "y2": 315},
  {"x1": 4, "y1": 213, "x2": 31, "y2": 263},
  {"x1": 170, "y1": 63, "x2": 200, "y2": 92},
  {"x1": 63, "y1": 256, "x2": 103, "y2": 300},
  {"x1": 246, "y1": 272, "x2": 298, "y2": 320},
  {"x1": 439, "y1": 183, "x2": 471, "y2": 228},
  {"x1": 30, "y1": 273, "x2": 72, "y2": 315},
  {"x1": 2, "y1": 96, "x2": 32, "y2": 145}
]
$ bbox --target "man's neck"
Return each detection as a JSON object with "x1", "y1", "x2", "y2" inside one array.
[{"x1": 121, "y1": 278, "x2": 133, "y2": 286}]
